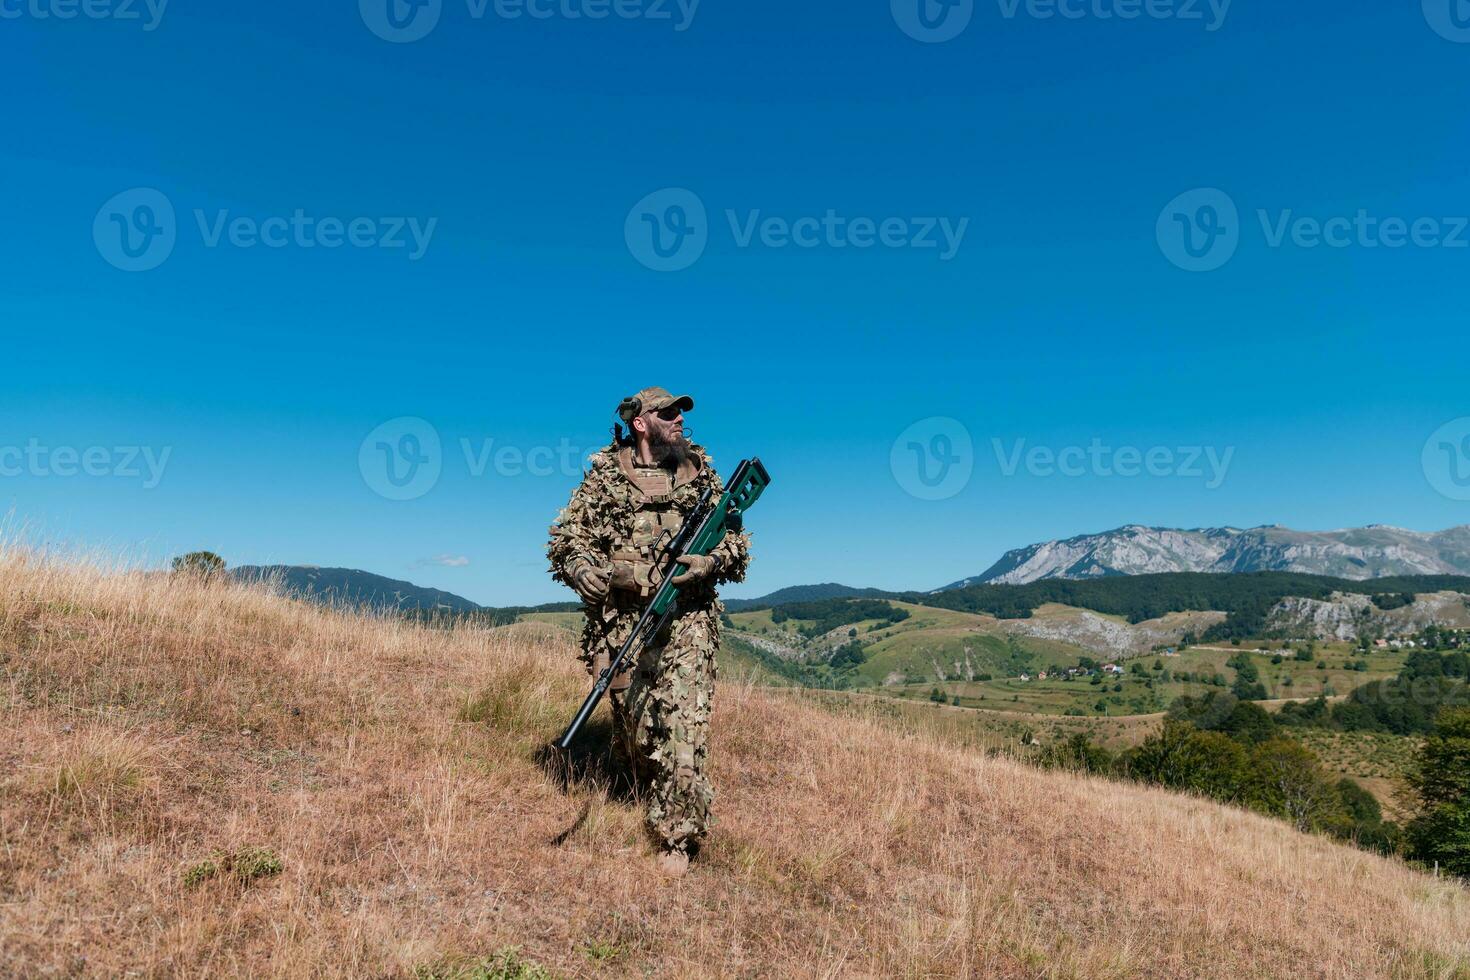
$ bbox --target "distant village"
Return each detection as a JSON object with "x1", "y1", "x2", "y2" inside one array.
[
  {"x1": 1016, "y1": 648, "x2": 1181, "y2": 684},
  {"x1": 1007, "y1": 626, "x2": 1469, "y2": 684}
]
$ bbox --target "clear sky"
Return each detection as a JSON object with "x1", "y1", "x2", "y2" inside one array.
[{"x1": 4, "y1": 0, "x2": 1469, "y2": 604}]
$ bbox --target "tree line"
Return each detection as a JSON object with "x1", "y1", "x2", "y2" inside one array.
[
  {"x1": 1277, "y1": 651, "x2": 1470, "y2": 735},
  {"x1": 769, "y1": 598, "x2": 911, "y2": 638},
  {"x1": 892, "y1": 572, "x2": 1470, "y2": 639}
]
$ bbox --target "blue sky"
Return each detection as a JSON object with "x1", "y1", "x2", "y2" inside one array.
[{"x1": 3, "y1": 0, "x2": 1469, "y2": 604}]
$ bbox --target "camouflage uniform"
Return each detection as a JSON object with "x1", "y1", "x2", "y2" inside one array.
[{"x1": 547, "y1": 396, "x2": 750, "y2": 856}]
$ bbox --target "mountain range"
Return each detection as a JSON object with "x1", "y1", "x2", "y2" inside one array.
[
  {"x1": 232, "y1": 524, "x2": 1470, "y2": 614},
  {"x1": 939, "y1": 524, "x2": 1470, "y2": 589}
]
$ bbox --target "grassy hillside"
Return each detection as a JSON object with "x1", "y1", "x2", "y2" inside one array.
[
  {"x1": 889, "y1": 643, "x2": 1406, "y2": 718},
  {"x1": 3, "y1": 550, "x2": 1468, "y2": 977},
  {"x1": 725, "y1": 598, "x2": 1437, "y2": 816},
  {"x1": 726, "y1": 598, "x2": 1226, "y2": 693},
  {"x1": 727, "y1": 601, "x2": 1098, "y2": 681}
]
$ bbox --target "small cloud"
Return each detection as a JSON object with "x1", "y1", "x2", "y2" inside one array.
[{"x1": 410, "y1": 554, "x2": 470, "y2": 570}]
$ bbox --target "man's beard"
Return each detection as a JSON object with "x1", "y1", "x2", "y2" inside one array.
[{"x1": 648, "y1": 430, "x2": 692, "y2": 471}]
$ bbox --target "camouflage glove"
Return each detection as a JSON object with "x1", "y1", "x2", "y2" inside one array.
[
  {"x1": 671, "y1": 553, "x2": 719, "y2": 586},
  {"x1": 567, "y1": 561, "x2": 610, "y2": 603}
]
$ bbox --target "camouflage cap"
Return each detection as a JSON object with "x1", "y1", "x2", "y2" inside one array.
[{"x1": 618, "y1": 386, "x2": 694, "y2": 423}]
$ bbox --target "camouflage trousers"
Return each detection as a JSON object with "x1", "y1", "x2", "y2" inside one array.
[{"x1": 585, "y1": 603, "x2": 719, "y2": 855}]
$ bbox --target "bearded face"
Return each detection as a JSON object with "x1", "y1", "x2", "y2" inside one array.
[{"x1": 641, "y1": 409, "x2": 691, "y2": 471}]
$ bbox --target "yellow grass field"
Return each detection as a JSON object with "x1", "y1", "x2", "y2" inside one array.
[{"x1": 2, "y1": 547, "x2": 1467, "y2": 978}]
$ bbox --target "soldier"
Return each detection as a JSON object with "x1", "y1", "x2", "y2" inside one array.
[{"x1": 547, "y1": 386, "x2": 751, "y2": 877}]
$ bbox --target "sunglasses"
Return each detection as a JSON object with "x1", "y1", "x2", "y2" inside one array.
[{"x1": 655, "y1": 406, "x2": 683, "y2": 422}]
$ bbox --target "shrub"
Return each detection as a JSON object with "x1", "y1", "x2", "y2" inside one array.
[
  {"x1": 182, "y1": 846, "x2": 283, "y2": 887},
  {"x1": 415, "y1": 948, "x2": 553, "y2": 980},
  {"x1": 1242, "y1": 740, "x2": 1346, "y2": 833},
  {"x1": 1328, "y1": 778, "x2": 1402, "y2": 855},
  {"x1": 1219, "y1": 701, "x2": 1278, "y2": 744},
  {"x1": 171, "y1": 551, "x2": 226, "y2": 579},
  {"x1": 1232, "y1": 680, "x2": 1269, "y2": 701},
  {"x1": 1124, "y1": 722, "x2": 1245, "y2": 800},
  {"x1": 1037, "y1": 733, "x2": 1114, "y2": 774},
  {"x1": 828, "y1": 642, "x2": 866, "y2": 670},
  {"x1": 1405, "y1": 708, "x2": 1470, "y2": 877}
]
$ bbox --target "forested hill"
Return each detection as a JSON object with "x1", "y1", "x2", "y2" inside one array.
[
  {"x1": 724, "y1": 583, "x2": 897, "y2": 611},
  {"x1": 897, "y1": 571, "x2": 1470, "y2": 639},
  {"x1": 231, "y1": 565, "x2": 483, "y2": 613}
]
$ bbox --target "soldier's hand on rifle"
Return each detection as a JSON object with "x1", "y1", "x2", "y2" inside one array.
[
  {"x1": 671, "y1": 553, "x2": 719, "y2": 586},
  {"x1": 569, "y1": 562, "x2": 610, "y2": 602}
]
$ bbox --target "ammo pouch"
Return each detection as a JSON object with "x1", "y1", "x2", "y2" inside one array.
[
  {"x1": 591, "y1": 647, "x2": 634, "y2": 693},
  {"x1": 609, "y1": 550, "x2": 662, "y2": 599}
]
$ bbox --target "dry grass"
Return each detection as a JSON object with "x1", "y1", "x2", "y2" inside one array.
[{"x1": 1, "y1": 546, "x2": 1467, "y2": 979}]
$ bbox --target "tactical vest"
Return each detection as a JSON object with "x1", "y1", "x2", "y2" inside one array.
[{"x1": 608, "y1": 447, "x2": 701, "y2": 600}]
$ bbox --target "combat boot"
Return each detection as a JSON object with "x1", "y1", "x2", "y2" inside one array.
[{"x1": 654, "y1": 849, "x2": 690, "y2": 877}]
